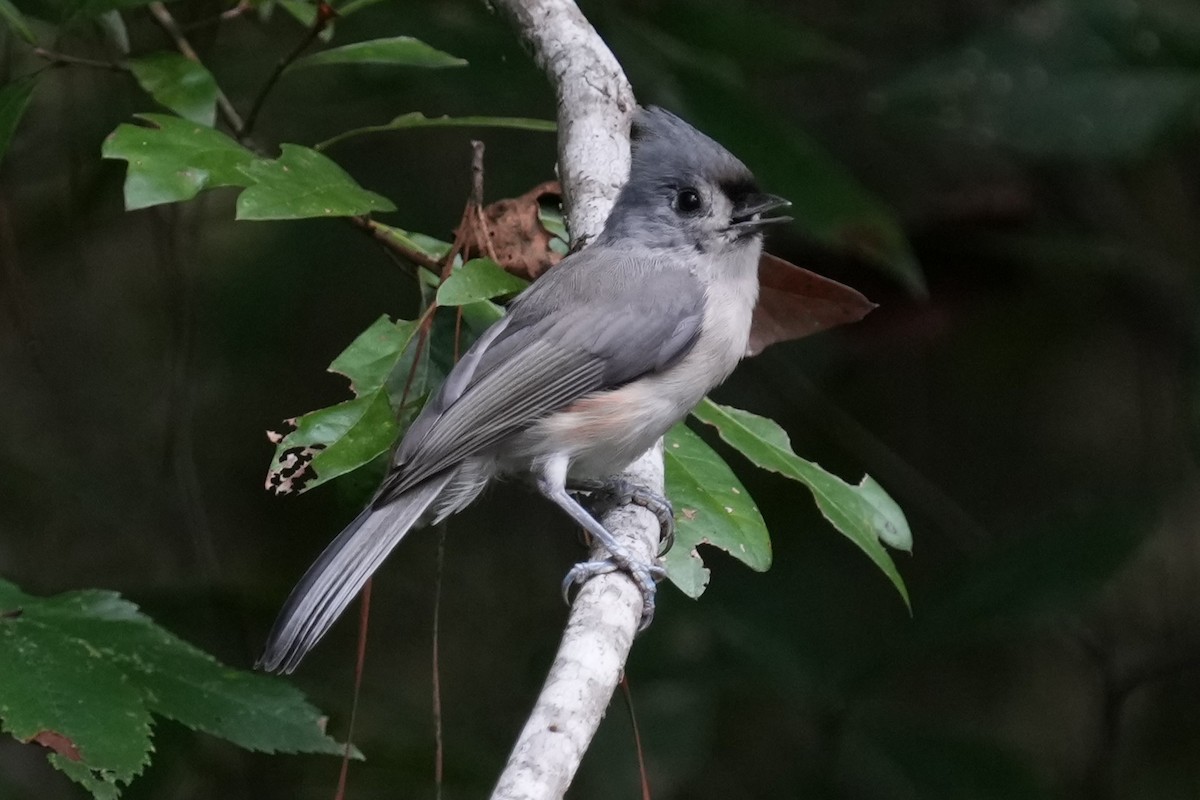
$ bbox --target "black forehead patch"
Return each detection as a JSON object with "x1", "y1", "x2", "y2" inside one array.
[{"x1": 719, "y1": 177, "x2": 760, "y2": 205}]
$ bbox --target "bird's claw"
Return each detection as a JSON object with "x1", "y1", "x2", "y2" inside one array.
[
  {"x1": 573, "y1": 479, "x2": 676, "y2": 556},
  {"x1": 561, "y1": 557, "x2": 666, "y2": 632}
]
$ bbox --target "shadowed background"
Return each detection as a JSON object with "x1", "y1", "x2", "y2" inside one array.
[{"x1": 2, "y1": 0, "x2": 1199, "y2": 797}]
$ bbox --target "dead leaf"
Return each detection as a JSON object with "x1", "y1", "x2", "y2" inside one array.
[
  {"x1": 265, "y1": 437, "x2": 325, "y2": 495},
  {"x1": 456, "y1": 180, "x2": 563, "y2": 280},
  {"x1": 29, "y1": 730, "x2": 81, "y2": 762},
  {"x1": 748, "y1": 253, "x2": 877, "y2": 356}
]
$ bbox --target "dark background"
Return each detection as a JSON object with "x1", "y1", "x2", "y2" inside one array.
[{"x1": 3, "y1": 0, "x2": 1200, "y2": 797}]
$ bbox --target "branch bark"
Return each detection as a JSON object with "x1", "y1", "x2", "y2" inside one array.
[{"x1": 487, "y1": 2, "x2": 654, "y2": 798}]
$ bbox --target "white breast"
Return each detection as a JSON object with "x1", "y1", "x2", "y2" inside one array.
[{"x1": 527, "y1": 246, "x2": 761, "y2": 479}]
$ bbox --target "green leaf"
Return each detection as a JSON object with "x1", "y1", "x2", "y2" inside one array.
[
  {"x1": 0, "y1": 579, "x2": 350, "y2": 800},
  {"x1": 267, "y1": 391, "x2": 400, "y2": 494},
  {"x1": 0, "y1": 0, "x2": 35, "y2": 43},
  {"x1": 459, "y1": 298, "x2": 506, "y2": 332},
  {"x1": 288, "y1": 36, "x2": 467, "y2": 72},
  {"x1": 51, "y1": 755, "x2": 122, "y2": 800},
  {"x1": 334, "y1": 0, "x2": 385, "y2": 17},
  {"x1": 326, "y1": 314, "x2": 424, "y2": 398},
  {"x1": 663, "y1": 424, "x2": 771, "y2": 598},
  {"x1": 0, "y1": 77, "x2": 36, "y2": 167},
  {"x1": 235, "y1": 144, "x2": 395, "y2": 220},
  {"x1": 316, "y1": 112, "x2": 555, "y2": 150},
  {"x1": 537, "y1": 205, "x2": 570, "y2": 254},
  {"x1": 436, "y1": 258, "x2": 528, "y2": 306},
  {"x1": 369, "y1": 222, "x2": 453, "y2": 264},
  {"x1": 95, "y1": 9, "x2": 129, "y2": 54},
  {"x1": 691, "y1": 398, "x2": 911, "y2": 607},
  {"x1": 101, "y1": 114, "x2": 256, "y2": 210},
  {"x1": 127, "y1": 53, "x2": 219, "y2": 127},
  {"x1": 306, "y1": 392, "x2": 401, "y2": 484}
]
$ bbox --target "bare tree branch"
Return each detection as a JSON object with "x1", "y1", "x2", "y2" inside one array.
[
  {"x1": 486, "y1": 2, "x2": 657, "y2": 798},
  {"x1": 493, "y1": 0, "x2": 635, "y2": 246}
]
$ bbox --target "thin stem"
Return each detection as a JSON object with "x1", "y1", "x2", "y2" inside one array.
[
  {"x1": 180, "y1": 1, "x2": 252, "y2": 32},
  {"x1": 33, "y1": 47, "x2": 128, "y2": 72},
  {"x1": 618, "y1": 677, "x2": 653, "y2": 800},
  {"x1": 238, "y1": 1, "x2": 336, "y2": 141},
  {"x1": 470, "y1": 140, "x2": 485, "y2": 206},
  {"x1": 468, "y1": 140, "x2": 500, "y2": 262},
  {"x1": 333, "y1": 579, "x2": 372, "y2": 800},
  {"x1": 347, "y1": 216, "x2": 443, "y2": 273},
  {"x1": 431, "y1": 526, "x2": 446, "y2": 800},
  {"x1": 146, "y1": 2, "x2": 246, "y2": 133}
]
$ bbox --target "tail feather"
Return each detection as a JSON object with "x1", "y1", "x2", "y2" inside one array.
[{"x1": 258, "y1": 471, "x2": 454, "y2": 673}]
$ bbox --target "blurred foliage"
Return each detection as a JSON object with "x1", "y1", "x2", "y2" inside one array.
[
  {"x1": 2, "y1": 0, "x2": 1200, "y2": 798},
  {"x1": 0, "y1": 578, "x2": 351, "y2": 798}
]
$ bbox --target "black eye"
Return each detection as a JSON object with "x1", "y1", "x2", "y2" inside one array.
[{"x1": 674, "y1": 188, "x2": 703, "y2": 214}]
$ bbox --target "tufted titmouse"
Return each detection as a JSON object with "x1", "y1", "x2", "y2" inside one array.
[{"x1": 258, "y1": 107, "x2": 790, "y2": 673}]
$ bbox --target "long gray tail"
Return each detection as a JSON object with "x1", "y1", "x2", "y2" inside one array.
[{"x1": 258, "y1": 470, "x2": 454, "y2": 673}]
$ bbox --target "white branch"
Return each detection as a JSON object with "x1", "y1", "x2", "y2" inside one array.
[
  {"x1": 487, "y1": 2, "x2": 657, "y2": 799},
  {"x1": 492, "y1": 0, "x2": 635, "y2": 244}
]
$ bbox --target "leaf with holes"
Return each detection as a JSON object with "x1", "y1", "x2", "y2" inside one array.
[
  {"x1": 692, "y1": 398, "x2": 912, "y2": 607},
  {"x1": 266, "y1": 391, "x2": 403, "y2": 495},
  {"x1": 235, "y1": 144, "x2": 395, "y2": 220},
  {"x1": 663, "y1": 424, "x2": 771, "y2": 598},
  {"x1": 101, "y1": 114, "x2": 256, "y2": 210}
]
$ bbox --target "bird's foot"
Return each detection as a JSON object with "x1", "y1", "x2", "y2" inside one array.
[
  {"x1": 561, "y1": 556, "x2": 667, "y2": 632},
  {"x1": 570, "y1": 478, "x2": 676, "y2": 556}
]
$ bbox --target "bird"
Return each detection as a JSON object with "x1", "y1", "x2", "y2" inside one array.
[{"x1": 258, "y1": 106, "x2": 791, "y2": 673}]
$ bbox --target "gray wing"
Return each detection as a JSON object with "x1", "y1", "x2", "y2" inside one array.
[{"x1": 377, "y1": 250, "x2": 705, "y2": 501}]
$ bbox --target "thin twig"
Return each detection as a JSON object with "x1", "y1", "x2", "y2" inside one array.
[
  {"x1": 180, "y1": 1, "x2": 252, "y2": 32},
  {"x1": 33, "y1": 47, "x2": 129, "y2": 72},
  {"x1": 466, "y1": 140, "x2": 500, "y2": 262},
  {"x1": 619, "y1": 676, "x2": 653, "y2": 800},
  {"x1": 470, "y1": 140, "x2": 485, "y2": 206},
  {"x1": 347, "y1": 216, "x2": 443, "y2": 273},
  {"x1": 431, "y1": 526, "x2": 447, "y2": 800},
  {"x1": 440, "y1": 146, "x2": 486, "y2": 282},
  {"x1": 333, "y1": 580, "x2": 372, "y2": 800},
  {"x1": 146, "y1": 1, "x2": 246, "y2": 132},
  {"x1": 239, "y1": 1, "x2": 335, "y2": 141}
]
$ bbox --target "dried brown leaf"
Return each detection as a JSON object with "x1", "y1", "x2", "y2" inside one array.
[
  {"x1": 748, "y1": 253, "x2": 876, "y2": 356},
  {"x1": 457, "y1": 180, "x2": 563, "y2": 280}
]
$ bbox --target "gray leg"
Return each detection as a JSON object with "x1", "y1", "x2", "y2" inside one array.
[
  {"x1": 538, "y1": 459, "x2": 665, "y2": 632},
  {"x1": 569, "y1": 477, "x2": 676, "y2": 556}
]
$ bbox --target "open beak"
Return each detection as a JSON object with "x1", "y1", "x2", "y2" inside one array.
[{"x1": 729, "y1": 193, "x2": 792, "y2": 236}]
